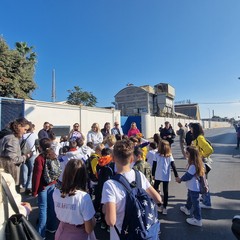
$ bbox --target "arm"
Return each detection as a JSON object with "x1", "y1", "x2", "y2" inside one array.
[
  {"x1": 67, "y1": 129, "x2": 74, "y2": 140},
  {"x1": 84, "y1": 217, "x2": 96, "y2": 234},
  {"x1": 152, "y1": 161, "x2": 157, "y2": 177},
  {"x1": 32, "y1": 155, "x2": 44, "y2": 197},
  {"x1": 80, "y1": 132, "x2": 85, "y2": 141},
  {"x1": 86, "y1": 132, "x2": 92, "y2": 143},
  {"x1": 180, "y1": 172, "x2": 194, "y2": 182},
  {"x1": 146, "y1": 186, "x2": 163, "y2": 204},
  {"x1": 104, "y1": 202, "x2": 117, "y2": 227},
  {"x1": 170, "y1": 161, "x2": 179, "y2": 178},
  {"x1": 3, "y1": 136, "x2": 27, "y2": 164}
]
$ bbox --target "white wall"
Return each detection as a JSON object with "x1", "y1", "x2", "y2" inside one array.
[
  {"x1": 141, "y1": 113, "x2": 231, "y2": 139},
  {"x1": 24, "y1": 100, "x2": 120, "y2": 136}
]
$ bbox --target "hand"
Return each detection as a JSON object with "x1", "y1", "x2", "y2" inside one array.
[
  {"x1": 21, "y1": 202, "x2": 32, "y2": 212},
  {"x1": 176, "y1": 177, "x2": 181, "y2": 183}
]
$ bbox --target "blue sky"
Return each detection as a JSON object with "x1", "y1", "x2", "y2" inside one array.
[{"x1": 1, "y1": 0, "x2": 240, "y2": 118}]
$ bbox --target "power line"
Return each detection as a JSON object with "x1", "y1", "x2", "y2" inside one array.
[{"x1": 199, "y1": 101, "x2": 240, "y2": 104}]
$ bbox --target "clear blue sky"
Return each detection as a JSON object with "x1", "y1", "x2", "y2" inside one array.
[{"x1": 1, "y1": 0, "x2": 240, "y2": 119}]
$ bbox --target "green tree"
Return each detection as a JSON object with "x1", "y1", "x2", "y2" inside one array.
[
  {"x1": 67, "y1": 86, "x2": 97, "y2": 107},
  {"x1": 0, "y1": 37, "x2": 37, "y2": 99}
]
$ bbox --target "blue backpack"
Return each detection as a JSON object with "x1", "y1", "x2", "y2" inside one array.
[{"x1": 112, "y1": 169, "x2": 160, "y2": 240}]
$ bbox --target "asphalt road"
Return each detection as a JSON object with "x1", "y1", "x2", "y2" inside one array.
[{"x1": 22, "y1": 127, "x2": 240, "y2": 240}]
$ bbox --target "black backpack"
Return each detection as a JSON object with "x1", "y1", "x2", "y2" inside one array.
[
  {"x1": 85, "y1": 155, "x2": 99, "y2": 182},
  {"x1": 112, "y1": 169, "x2": 160, "y2": 240},
  {"x1": 97, "y1": 162, "x2": 115, "y2": 188}
]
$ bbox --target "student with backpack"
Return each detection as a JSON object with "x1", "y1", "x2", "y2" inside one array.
[
  {"x1": 190, "y1": 123, "x2": 213, "y2": 209},
  {"x1": 133, "y1": 147, "x2": 153, "y2": 185},
  {"x1": 32, "y1": 138, "x2": 60, "y2": 238},
  {"x1": 176, "y1": 146, "x2": 206, "y2": 227},
  {"x1": 95, "y1": 148, "x2": 114, "y2": 231},
  {"x1": 101, "y1": 139, "x2": 162, "y2": 240},
  {"x1": 152, "y1": 140, "x2": 179, "y2": 215}
]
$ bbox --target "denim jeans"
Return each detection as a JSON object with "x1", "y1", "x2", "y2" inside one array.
[
  {"x1": 185, "y1": 190, "x2": 202, "y2": 221},
  {"x1": 37, "y1": 184, "x2": 58, "y2": 237},
  {"x1": 20, "y1": 155, "x2": 36, "y2": 189}
]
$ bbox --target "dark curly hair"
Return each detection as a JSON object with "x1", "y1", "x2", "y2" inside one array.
[{"x1": 9, "y1": 117, "x2": 30, "y2": 137}]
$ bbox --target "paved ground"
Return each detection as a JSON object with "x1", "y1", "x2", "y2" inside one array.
[{"x1": 21, "y1": 127, "x2": 240, "y2": 240}]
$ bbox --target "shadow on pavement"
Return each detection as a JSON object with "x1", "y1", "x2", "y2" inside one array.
[{"x1": 211, "y1": 190, "x2": 240, "y2": 201}]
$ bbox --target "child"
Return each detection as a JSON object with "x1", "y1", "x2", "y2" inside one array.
[
  {"x1": 101, "y1": 139, "x2": 162, "y2": 240},
  {"x1": 32, "y1": 138, "x2": 59, "y2": 238},
  {"x1": 176, "y1": 146, "x2": 205, "y2": 227},
  {"x1": 152, "y1": 140, "x2": 179, "y2": 215},
  {"x1": 53, "y1": 159, "x2": 96, "y2": 240},
  {"x1": 95, "y1": 148, "x2": 114, "y2": 230},
  {"x1": 58, "y1": 140, "x2": 84, "y2": 182},
  {"x1": 146, "y1": 142, "x2": 158, "y2": 168},
  {"x1": 133, "y1": 147, "x2": 152, "y2": 184}
]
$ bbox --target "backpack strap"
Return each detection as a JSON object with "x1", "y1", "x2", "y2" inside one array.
[
  {"x1": 1, "y1": 176, "x2": 20, "y2": 214},
  {"x1": 111, "y1": 169, "x2": 142, "y2": 193},
  {"x1": 112, "y1": 169, "x2": 142, "y2": 238}
]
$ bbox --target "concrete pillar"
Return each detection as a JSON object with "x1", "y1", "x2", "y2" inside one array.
[{"x1": 141, "y1": 113, "x2": 151, "y2": 139}]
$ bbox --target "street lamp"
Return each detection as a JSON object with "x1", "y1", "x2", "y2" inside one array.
[{"x1": 208, "y1": 108, "x2": 211, "y2": 128}]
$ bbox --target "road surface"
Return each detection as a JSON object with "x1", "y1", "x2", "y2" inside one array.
[{"x1": 22, "y1": 127, "x2": 239, "y2": 240}]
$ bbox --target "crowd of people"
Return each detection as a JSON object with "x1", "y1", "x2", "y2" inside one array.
[{"x1": 0, "y1": 118, "x2": 224, "y2": 240}]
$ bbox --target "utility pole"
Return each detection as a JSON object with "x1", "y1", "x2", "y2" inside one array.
[{"x1": 52, "y1": 69, "x2": 56, "y2": 102}]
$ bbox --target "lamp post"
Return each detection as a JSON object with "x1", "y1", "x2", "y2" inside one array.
[{"x1": 208, "y1": 108, "x2": 211, "y2": 128}]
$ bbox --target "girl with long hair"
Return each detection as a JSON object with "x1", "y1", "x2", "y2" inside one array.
[
  {"x1": 53, "y1": 159, "x2": 96, "y2": 240},
  {"x1": 176, "y1": 146, "x2": 205, "y2": 227},
  {"x1": 32, "y1": 138, "x2": 59, "y2": 238},
  {"x1": 190, "y1": 123, "x2": 213, "y2": 208},
  {"x1": 152, "y1": 140, "x2": 179, "y2": 215}
]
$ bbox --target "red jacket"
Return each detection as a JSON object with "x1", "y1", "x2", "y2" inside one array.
[{"x1": 32, "y1": 154, "x2": 56, "y2": 197}]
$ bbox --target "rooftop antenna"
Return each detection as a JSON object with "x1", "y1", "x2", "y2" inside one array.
[{"x1": 52, "y1": 69, "x2": 56, "y2": 102}]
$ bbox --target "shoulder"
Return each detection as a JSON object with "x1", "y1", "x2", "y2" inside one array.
[{"x1": 188, "y1": 164, "x2": 196, "y2": 174}]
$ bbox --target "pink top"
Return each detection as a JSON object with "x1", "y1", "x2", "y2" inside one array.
[{"x1": 127, "y1": 128, "x2": 140, "y2": 137}]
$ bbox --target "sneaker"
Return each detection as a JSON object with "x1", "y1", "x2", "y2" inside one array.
[
  {"x1": 101, "y1": 222, "x2": 107, "y2": 230},
  {"x1": 186, "y1": 217, "x2": 202, "y2": 227},
  {"x1": 180, "y1": 206, "x2": 191, "y2": 216},
  {"x1": 199, "y1": 202, "x2": 212, "y2": 209},
  {"x1": 162, "y1": 208, "x2": 167, "y2": 215},
  {"x1": 157, "y1": 205, "x2": 163, "y2": 213}
]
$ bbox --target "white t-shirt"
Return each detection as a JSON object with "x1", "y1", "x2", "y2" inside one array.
[
  {"x1": 58, "y1": 151, "x2": 85, "y2": 181},
  {"x1": 22, "y1": 132, "x2": 38, "y2": 155},
  {"x1": 185, "y1": 165, "x2": 200, "y2": 192},
  {"x1": 86, "y1": 131, "x2": 103, "y2": 147},
  {"x1": 146, "y1": 149, "x2": 157, "y2": 167},
  {"x1": 154, "y1": 154, "x2": 174, "y2": 181},
  {"x1": 53, "y1": 189, "x2": 95, "y2": 225},
  {"x1": 101, "y1": 169, "x2": 151, "y2": 240}
]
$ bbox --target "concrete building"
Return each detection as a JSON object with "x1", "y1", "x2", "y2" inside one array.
[
  {"x1": 114, "y1": 83, "x2": 175, "y2": 116},
  {"x1": 174, "y1": 103, "x2": 201, "y2": 120}
]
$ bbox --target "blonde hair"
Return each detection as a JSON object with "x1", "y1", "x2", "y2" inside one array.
[
  {"x1": 103, "y1": 135, "x2": 116, "y2": 147},
  {"x1": 91, "y1": 123, "x2": 100, "y2": 132},
  {"x1": 157, "y1": 140, "x2": 172, "y2": 157}
]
